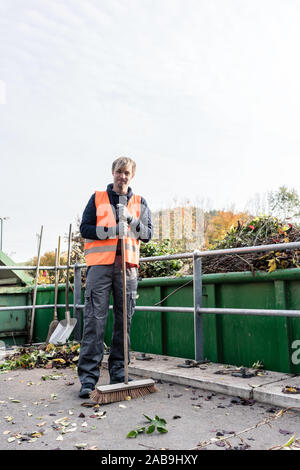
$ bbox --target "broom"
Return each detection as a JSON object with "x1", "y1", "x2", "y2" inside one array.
[
  {"x1": 90, "y1": 215, "x2": 158, "y2": 404},
  {"x1": 45, "y1": 236, "x2": 61, "y2": 344}
]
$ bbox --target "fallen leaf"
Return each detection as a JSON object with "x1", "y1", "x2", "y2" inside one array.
[
  {"x1": 37, "y1": 422, "x2": 46, "y2": 427},
  {"x1": 282, "y1": 386, "x2": 300, "y2": 394},
  {"x1": 56, "y1": 435, "x2": 63, "y2": 441},
  {"x1": 282, "y1": 434, "x2": 296, "y2": 448},
  {"x1": 7, "y1": 437, "x2": 16, "y2": 443},
  {"x1": 54, "y1": 416, "x2": 69, "y2": 426},
  {"x1": 62, "y1": 427, "x2": 77, "y2": 434},
  {"x1": 30, "y1": 432, "x2": 43, "y2": 438},
  {"x1": 75, "y1": 443, "x2": 87, "y2": 449},
  {"x1": 279, "y1": 429, "x2": 293, "y2": 435},
  {"x1": 215, "y1": 441, "x2": 226, "y2": 447}
]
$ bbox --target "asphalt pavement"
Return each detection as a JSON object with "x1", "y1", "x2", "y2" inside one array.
[{"x1": 0, "y1": 351, "x2": 299, "y2": 451}]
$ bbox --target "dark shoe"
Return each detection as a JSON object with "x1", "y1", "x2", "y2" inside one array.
[
  {"x1": 79, "y1": 383, "x2": 95, "y2": 398},
  {"x1": 110, "y1": 376, "x2": 133, "y2": 385}
]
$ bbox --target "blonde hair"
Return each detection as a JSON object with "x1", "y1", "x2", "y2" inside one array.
[{"x1": 112, "y1": 157, "x2": 136, "y2": 177}]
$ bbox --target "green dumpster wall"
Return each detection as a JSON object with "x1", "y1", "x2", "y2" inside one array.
[
  {"x1": 0, "y1": 286, "x2": 32, "y2": 345},
  {"x1": 0, "y1": 269, "x2": 299, "y2": 373},
  {"x1": 107, "y1": 269, "x2": 300, "y2": 374}
]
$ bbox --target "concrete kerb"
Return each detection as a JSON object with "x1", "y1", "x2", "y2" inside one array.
[{"x1": 102, "y1": 352, "x2": 300, "y2": 409}]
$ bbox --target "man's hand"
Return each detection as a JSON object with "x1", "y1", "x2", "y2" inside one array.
[{"x1": 116, "y1": 204, "x2": 133, "y2": 223}]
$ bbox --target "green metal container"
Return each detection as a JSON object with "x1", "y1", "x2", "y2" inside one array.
[
  {"x1": 1, "y1": 267, "x2": 299, "y2": 374},
  {"x1": 108, "y1": 269, "x2": 300, "y2": 374}
]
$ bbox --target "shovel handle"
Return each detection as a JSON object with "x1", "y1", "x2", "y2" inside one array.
[
  {"x1": 65, "y1": 225, "x2": 72, "y2": 313},
  {"x1": 54, "y1": 236, "x2": 61, "y2": 320},
  {"x1": 29, "y1": 225, "x2": 43, "y2": 344}
]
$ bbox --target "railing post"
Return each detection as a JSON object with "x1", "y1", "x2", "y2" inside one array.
[
  {"x1": 73, "y1": 263, "x2": 82, "y2": 341},
  {"x1": 193, "y1": 250, "x2": 203, "y2": 361}
]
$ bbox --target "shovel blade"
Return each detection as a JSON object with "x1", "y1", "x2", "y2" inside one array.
[{"x1": 48, "y1": 318, "x2": 77, "y2": 345}]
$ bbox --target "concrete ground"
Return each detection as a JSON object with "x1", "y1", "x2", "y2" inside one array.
[{"x1": 0, "y1": 351, "x2": 300, "y2": 451}]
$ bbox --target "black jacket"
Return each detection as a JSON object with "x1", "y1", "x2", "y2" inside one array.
[{"x1": 80, "y1": 184, "x2": 153, "y2": 245}]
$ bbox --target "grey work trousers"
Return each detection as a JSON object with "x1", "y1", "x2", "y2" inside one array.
[{"x1": 77, "y1": 256, "x2": 138, "y2": 385}]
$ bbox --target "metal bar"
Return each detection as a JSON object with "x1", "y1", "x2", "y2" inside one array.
[
  {"x1": 0, "y1": 265, "x2": 69, "y2": 270},
  {"x1": 139, "y1": 253, "x2": 194, "y2": 262},
  {"x1": 193, "y1": 241, "x2": 300, "y2": 258},
  {"x1": 73, "y1": 263, "x2": 82, "y2": 341},
  {"x1": 0, "y1": 330, "x2": 27, "y2": 338},
  {"x1": 0, "y1": 264, "x2": 87, "y2": 270},
  {"x1": 0, "y1": 240, "x2": 299, "y2": 269},
  {"x1": 0, "y1": 304, "x2": 70, "y2": 311},
  {"x1": 193, "y1": 250, "x2": 203, "y2": 362},
  {"x1": 197, "y1": 307, "x2": 300, "y2": 318},
  {"x1": 139, "y1": 241, "x2": 300, "y2": 262},
  {"x1": 133, "y1": 306, "x2": 194, "y2": 312},
  {"x1": 1, "y1": 304, "x2": 300, "y2": 316}
]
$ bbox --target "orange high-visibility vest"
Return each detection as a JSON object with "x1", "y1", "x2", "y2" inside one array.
[{"x1": 84, "y1": 191, "x2": 141, "y2": 267}]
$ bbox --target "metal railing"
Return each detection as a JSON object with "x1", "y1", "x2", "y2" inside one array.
[{"x1": 0, "y1": 240, "x2": 300, "y2": 359}]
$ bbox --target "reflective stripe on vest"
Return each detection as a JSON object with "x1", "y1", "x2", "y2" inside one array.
[
  {"x1": 84, "y1": 191, "x2": 141, "y2": 266},
  {"x1": 84, "y1": 242, "x2": 138, "y2": 256}
]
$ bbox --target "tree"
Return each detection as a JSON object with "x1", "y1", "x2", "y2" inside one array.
[
  {"x1": 205, "y1": 210, "x2": 249, "y2": 247},
  {"x1": 267, "y1": 186, "x2": 300, "y2": 222}
]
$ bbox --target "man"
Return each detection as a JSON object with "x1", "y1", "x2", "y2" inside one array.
[{"x1": 78, "y1": 157, "x2": 152, "y2": 398}]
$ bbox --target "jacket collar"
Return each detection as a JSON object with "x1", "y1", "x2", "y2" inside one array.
[{"x1": 107, "y1": 183, "x2": 133, "y2": 198}]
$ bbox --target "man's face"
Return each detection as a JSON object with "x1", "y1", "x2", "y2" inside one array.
[{"x1": 112, "y1": 164, "x2": 134, "y2": 195}]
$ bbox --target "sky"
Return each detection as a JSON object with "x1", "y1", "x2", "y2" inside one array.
[{"x1": 1, "y1": 0, "x2": 300, "y2": 262}]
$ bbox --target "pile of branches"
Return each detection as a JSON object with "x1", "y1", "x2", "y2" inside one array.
[{"x1": 201, "y1": 215, "x2": 300, "y2": 275}]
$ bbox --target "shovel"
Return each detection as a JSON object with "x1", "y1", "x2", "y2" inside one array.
[
  {"x1": 49, "y1": 224, "x2": 77, "y2": 345},
  {"x1": 28, "y1": 225, "x2": 43, "y2": 345},
  {"x1": 45, "y1": 236, "x2": 61, "y2": 344}
]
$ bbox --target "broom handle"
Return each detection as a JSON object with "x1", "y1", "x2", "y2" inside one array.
[
  {"x1": 53, "y1": 248, "x2": 58, "y2": 320},
  {"x1": 121, "y1": 237, "x2": 128, "y2": 385}
]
